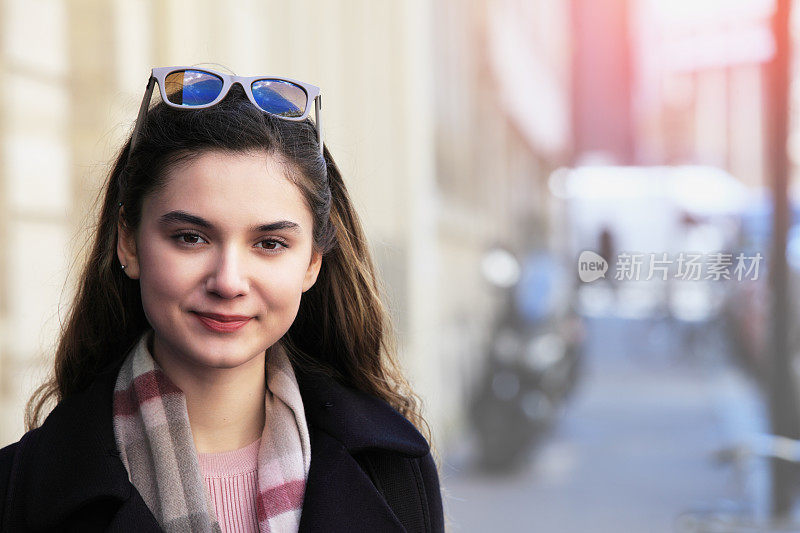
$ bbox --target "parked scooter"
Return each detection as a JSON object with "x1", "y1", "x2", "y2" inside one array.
[{"x1": 469, "y1": 246, "x2": 584, "y2": 472}]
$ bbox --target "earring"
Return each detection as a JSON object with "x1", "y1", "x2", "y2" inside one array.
[{"x1": 121, "y1": 264, "x2": 127, "y2": 270}]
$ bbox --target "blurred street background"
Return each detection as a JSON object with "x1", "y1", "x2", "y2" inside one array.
[{"x1": 4, "y1": 0, "x2": 800, "y2": 531}]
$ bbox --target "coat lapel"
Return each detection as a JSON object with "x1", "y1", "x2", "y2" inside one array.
[
  {"x1": 294, "y1": 366, "x2": 430, "y2": 532},
  {"x1": 106, "y1": 487, "x2": 163, "y2": 532},
  {"x1": 293, "y1": 365, "x2": 430, "y2": 457},
  {"x1": 298, "y1": 426, "x2": 405, "y2": 532}
]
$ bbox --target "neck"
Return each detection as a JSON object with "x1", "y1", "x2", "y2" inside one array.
[{"x1": 151, "y1": 337, "x2": 267, "y2": 454}]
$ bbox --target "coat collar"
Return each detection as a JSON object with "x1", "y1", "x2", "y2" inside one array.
[
  {"x1": 18, "y1": 354, "x2": 428, "y2": 531},
  {"x1": 293, "y1": 364, "x2": 429, "y2": 457}
]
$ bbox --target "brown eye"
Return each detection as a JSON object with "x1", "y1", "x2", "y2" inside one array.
[
  {"x1": 173, "y1": 232, "x2": 207, "y2": 245},
  {"x1": 256, "y1": 239, "x2": 288, "y2": 252}
]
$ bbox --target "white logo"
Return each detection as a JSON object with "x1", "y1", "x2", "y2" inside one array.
[{"x1": 578, "y1": 251, "x2": 608, "y2": 282}]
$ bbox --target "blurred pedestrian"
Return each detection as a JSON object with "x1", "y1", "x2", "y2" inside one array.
[{"x1": 599, "y1": 225, "x2": 616, "y2": 277}]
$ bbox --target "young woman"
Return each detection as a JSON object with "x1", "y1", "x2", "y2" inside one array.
[{"x1": 0, "y1": 67, "x2": 444, "y2": 532}]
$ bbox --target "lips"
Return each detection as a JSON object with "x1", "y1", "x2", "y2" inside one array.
[
  {"x1": 192, "y1": 311, "x2": 253, "y2": 333},
  {"x1": 194, "y1": 312, "x2": 253, "y2": 322}
]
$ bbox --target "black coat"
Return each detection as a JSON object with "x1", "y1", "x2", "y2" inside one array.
[{"x1": 0, "y1": 358, "x2": 444, "y2": 532}]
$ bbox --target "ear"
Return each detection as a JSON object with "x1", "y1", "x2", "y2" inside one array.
[
  {"x1": 116, "y1": 207, "x2": 141, "y2": 279},
  {"x1": 302, "y1": 250, "x2": 323, "y2": 292}
]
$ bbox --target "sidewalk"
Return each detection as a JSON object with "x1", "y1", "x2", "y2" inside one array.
[{"x1": 440, "y1": 315, "x2": 770, "y2": 532}]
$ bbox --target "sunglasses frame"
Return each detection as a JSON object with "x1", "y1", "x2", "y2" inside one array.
[{"x1": 128, "y1": 66, "x2": 323, "y2": 160}]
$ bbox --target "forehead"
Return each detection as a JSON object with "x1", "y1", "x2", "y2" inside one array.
[{"x1": 142, "y1": 150, "x2": 312, "y2": 229}]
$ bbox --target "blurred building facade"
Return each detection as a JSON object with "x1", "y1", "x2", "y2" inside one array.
[
  {"x1": 432, "y1": 0, "x2": 572, "y2": 439},
  {"x1": 572, "y1": 0, "x2": 635, "y2": 164},
  {"x1": 633, "y1": 0, "x2": 774, "y2": 184}
]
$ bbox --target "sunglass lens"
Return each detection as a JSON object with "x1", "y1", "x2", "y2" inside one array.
[
  {"x1": 251, "y1": 80, "x2": 307, "y2": 118},
  {"x1": 165, "y1": 70, "x2": 224, "y2": 106}
]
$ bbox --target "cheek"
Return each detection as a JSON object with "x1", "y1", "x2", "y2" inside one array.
[
  {"x1": 136, "y1": 241, "x2": 198, "y2": 306},
  {"x1": 260, "y1": 258, "x2": 311, "y2": 308}
]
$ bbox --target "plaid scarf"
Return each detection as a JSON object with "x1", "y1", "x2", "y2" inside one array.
[{"x1": 112, "y1": 330, "x2": 311, "y2": 532}]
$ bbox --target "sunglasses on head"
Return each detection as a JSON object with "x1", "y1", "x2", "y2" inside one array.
[{"x1": 127, "y1": 66, "x2": 323, "y2": 160}]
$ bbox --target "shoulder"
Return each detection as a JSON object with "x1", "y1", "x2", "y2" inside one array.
[
  {"x1": 0, "y1": 427, "x2": 41, "y2": 531},
  {"x1": 0, "y1": 438, "x2": 20, "y2": 505},
  {"x1": 0, "y1": 439, "x2": 17, "y2": 529},
  {"x1": 0, "y1": 427, "x2": 41, "y2": 484},
  {"x1": 0, "y1": 438, "x2": 20, "y2": 476},
  {"x1": 413, "y1": 450, "x2": 444, "y2": 533},
  {"x1": 417, "y1": 450, "x2": 445, "y2": 532},
  {"x1": 0, "y1": 365, "x2": 129, "y2": 532},
  {"x1": 0, "y1": 395, "x2": 89, "y2": 530}
]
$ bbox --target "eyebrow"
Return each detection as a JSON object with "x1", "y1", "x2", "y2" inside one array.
[{"x1": 157, "y1": 210, "x2": 302, "y2": 234}]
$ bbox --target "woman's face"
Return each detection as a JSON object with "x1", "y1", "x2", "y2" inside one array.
[{"x1": 116, "y1": 150, "x2": 322, "y2": 371}]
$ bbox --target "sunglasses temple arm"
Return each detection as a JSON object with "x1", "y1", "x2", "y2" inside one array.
[
  {"x1": 126, "y1": 76, "x2": 156, "y2": 166},
  {"x1": 315, "y1": 95, "x2": 323, "y2": 156}
]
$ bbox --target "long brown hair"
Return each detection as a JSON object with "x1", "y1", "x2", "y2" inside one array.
[{"x1": 25, "y1": 86, "x2": 430, "y2": 444}]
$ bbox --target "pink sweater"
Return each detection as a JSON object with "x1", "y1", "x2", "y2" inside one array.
[{"x1": 198, "y1": 438, "x2": 262, "y2": 533}]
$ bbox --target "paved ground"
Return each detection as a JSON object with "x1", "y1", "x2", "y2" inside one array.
[{"x1": 440, "y1": 314, "x2": 773, "y2": 532}]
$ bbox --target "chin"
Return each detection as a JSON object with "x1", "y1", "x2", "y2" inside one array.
[{"x1": 188, "y1": 341, "x2": 264, "y2": 369}]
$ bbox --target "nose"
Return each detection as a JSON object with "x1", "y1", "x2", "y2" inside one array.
[{"x1": 205, "y1": 246, "x2": 249, "y2": 299}]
